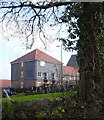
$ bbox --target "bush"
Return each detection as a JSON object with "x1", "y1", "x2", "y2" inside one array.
[
  {"x1": 2, "y1": 94, "x2": 6, "y2": 98},
  {"x1": 25, "y1": 90, "x2": 42, "y2": 96},
  {"x1": 35, "y1": 112, "x2": 45, "y2": 119},
  {"x1": 14, "y1": 92, "x2": 25, "y2": 97},
  {"x1": 59, "y1": 91, "x2": 77, "y2": 99}
]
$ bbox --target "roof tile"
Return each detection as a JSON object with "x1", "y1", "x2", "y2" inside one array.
[
  {"x1": 11, "y1": 49, "x2": 61, "y2": 64},
  {"x1": 67, "y1": 55, "x2": 77, "y2": 67},
  {"x1": 0, "y1": 79, "x2": 11, "y2": 88},
  {"x1": 63, "y1": 66, "x2": 79, "y2": 76}
]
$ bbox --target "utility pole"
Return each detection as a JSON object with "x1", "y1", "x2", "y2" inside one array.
[
  {"x1": 60, "y1": 44, "x2": 63, "y2": 85},
  {"x1": 56, "y1": 44, "x2": 63, "y2": 86}
]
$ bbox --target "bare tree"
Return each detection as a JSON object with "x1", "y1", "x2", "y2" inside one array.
[{"x1": 0, "y1": 0, "x2": 71, "y2": 49}]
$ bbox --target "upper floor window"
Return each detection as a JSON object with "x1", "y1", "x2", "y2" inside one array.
[
  {"x1": 43, "y1": 72, "x2": 48, "y2": 80},
  {"x1": 40, "y1": 61, "x2": 45, "y2": 66},
  {"x1": 38, "y1": 72, "x2": 42, "y2": 77},
  {"x1": 51, "y1": 73, "x2": 55, "y2": 80},
  {"x1": 21, "y1": 61, "x2": 23, "y2": 67}
]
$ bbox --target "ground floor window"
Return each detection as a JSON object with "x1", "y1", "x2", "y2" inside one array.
[
  {"x1": 51, "y1": 73, "x2": 55, "y2": 80},
  {"x1": 36, "y1": 82, "x2": 41, "y2": 87},
  {"x1": 21, "y1": 71, "x2": 24, "y2": 78},
  {"x1": 57, "y1": 74, "x2": 60, "y2": 80},
  {"x1": 74, "y1": 76, "x2": 76, "y2": 81},
  {"x1": 63, "y1": 76, "x2": 66, "y2": 80},
  {"x1": 21, "y1": 82, "x2": 23, "y2": 88},
  {"x1": 70, "y1": 75, "x2": 72, "y2": 80}
]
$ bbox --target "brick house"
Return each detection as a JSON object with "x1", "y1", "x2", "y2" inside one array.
[
  {"x1": 63, "y1": 55, "x2": 79, "y2": 87},
  {"x1": 0, "y1": 79, "x2": 11, "y2": 88},
  {"x1": 63, "y1": 66, "x2": 79, "y2": 86},
  {"x1": 11, "y1": 49, "x2": 62, "y2": 89}
]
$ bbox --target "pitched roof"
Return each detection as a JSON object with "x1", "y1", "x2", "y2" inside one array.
[
  {"x1": 11, "y1": 49, "x2": 61, "y2": 64},
  {"x1": 67, "y1": 55, "x2": 77, "y2": 67},
  {"x1": 0, "y1": 79, "x2": 11, "y2": 88},
  {"x1": 63, "y1": 66, "x2": 79, "y2": 76}
]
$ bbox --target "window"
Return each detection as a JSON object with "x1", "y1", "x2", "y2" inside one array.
[
  {"x1": 40, "y1": 61, "x2": 45, "y2": 66},
  {"x1": 21, "y1": 82, "x2": 23, "y2": 88},
  {"x1": 70, "y1": 75, "x2": 72, "y2": 80},
  {"x1": 58, "y1": 74, "x2": 60, "y2": 80},
  {"x1": 51, "y1": 73, "x2": 55, "y2": 80},
  {"x1": 21, "y1": 61, "x2": 23, "y2": 67},
  {"x1": 36, "y1": 82, "x2": 41, "y2": 87},
  {"x1": 38, "y1": 72, "x2": 42, "y2": 77},
  {"x1": 43, "y1": 72, "x2": 48, "y2": 80},
  {"x1": 63, "y1": 76, "x2": 66, "y2": 81},
  {"x1": 21, "y1": 71, "x2": 23, "y2": 78},
  {"x1": 74, "y1": 76, "x2": 76, "y2": 81}
]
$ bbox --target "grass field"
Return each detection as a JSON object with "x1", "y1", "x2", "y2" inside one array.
[
  {"x1": 2, "y1": 92, "x2": 62, "y2": 102},
  {"x1": 2, "y1": 91, "x2": 77, "y2": 103}
]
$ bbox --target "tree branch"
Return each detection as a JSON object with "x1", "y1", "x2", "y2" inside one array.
[{"x1": 0, "y1": 1, "x2": 71, "y2": 9}]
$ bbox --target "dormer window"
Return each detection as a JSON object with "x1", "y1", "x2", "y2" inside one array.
[{"x1": 21, "y1": 61, "x2": 23, "y2": 67}]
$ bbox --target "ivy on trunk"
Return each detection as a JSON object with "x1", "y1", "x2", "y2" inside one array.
[{"x1": 78, "y1": 3, "x2": 104, "y2": 103}]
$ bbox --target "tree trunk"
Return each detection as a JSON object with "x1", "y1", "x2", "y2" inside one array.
[{"x1": 79, "y1": 3, "x2": 104, "y2": 103}]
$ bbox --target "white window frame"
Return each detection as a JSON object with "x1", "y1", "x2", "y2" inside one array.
[
  {"x1": 51, "y1": 73, "x2": 55, "y2": 80},
  {"x1": 70, "y1": 75, "x2": 72, "y2": 80},
  {"x1": 43, "y1": 72, "x2": 48, "y2": 79},
  {"x1": 58, "y1": 74, "x2": 60, "y2": 80},
  {"x1": 36, "y1": 82, "x2": 41, "y2": 87},
  {"x1": 21, "y1": 71, "x2": 23, "y2": 78},
  {"x1": 63, "y1": 77, "x2": 66, "y2": 81},
  {"x1": 74, "y1": 76, "x2": 76, "y2": 81},
  {"x1": 21, "y1": 82, "x2": 23, "y2": 88},
  {"x1": 40, "y1": 61, "x2": 45, "y2": 66},
  {"x1": 21, "y1": 61, "x2": 23, "y2": 67},
  {"x1": 38, "y1": 72, "x2": 42, "y2": 77}
]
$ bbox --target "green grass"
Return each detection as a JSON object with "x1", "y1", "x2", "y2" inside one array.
[
  {"x1": 2, "y1": 91, "x2": 77, "y2": 102},
  {"x1": 2, "y1": 92, "x2": 62, "y2": 102}
]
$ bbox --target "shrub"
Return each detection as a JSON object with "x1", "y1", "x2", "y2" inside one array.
[
  {"x1": 2, "y1": 94, "x2": 6, "y2": 98},
  {"x1": 15, "y1": 92, "x2": 25, "y2": 97},
  {"x1": 59, "y1": 91, "x2": 77, "y2": 99},
  {"x1": 35, "y1": 112, "x2": 45, "y2": 119}
]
